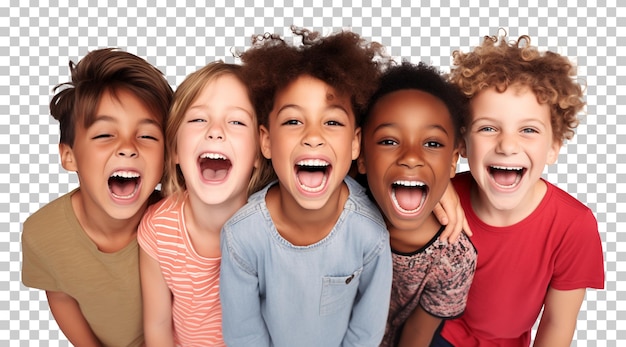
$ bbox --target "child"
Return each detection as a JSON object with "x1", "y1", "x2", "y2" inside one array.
[
  {"x1": 433, "y1": 33, "x2": 605, "y2": 346},
  {"x1": 357, "y1": 62, "x2": 477, "y2": 347},
  {"x1": 21, "y1": 48, "x2": 173, "y2": 347},
  {"x1": 219, "y1": 27, "x2": 394, "y2": 347},
  {"x1": 138, "y1": 62, "x2": 269, "y2": 346}
]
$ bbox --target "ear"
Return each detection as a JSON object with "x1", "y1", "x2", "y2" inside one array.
[
  {"x1": 59, "y1": 143, "x2": 78, "y2": 172},
  {"x1": 351, "y1": 127, "x2": 361, "y2": 161},
  {"x1": 458, "y1": 129, "x2": 468, "y2": 158},
  {"x1": 259, "y1": 125, "x2": 272, "y2": 160},
  {"x1": 546, "y1": 139, "x2": 562, "y2": 165},
  {"x1": 450, "y1": 147, "x2": 460, "y2": 178}
]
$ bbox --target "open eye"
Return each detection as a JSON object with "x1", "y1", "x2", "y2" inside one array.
[
  {"x1": 478, "y1": 126, "x2": 496, "y2": 132},
  {"x1": 425, "y1": 141, "x2": 443, "y2": 148},
  {"x1": 229, "y1": 120, "x2": 247, "y2": 126},
  {"x1": 377, "y1": 139, "x2": 398, "y2": 146},
  {"x1": 325, "y1": 120, "x2": 344, "y2": 127},
  {"x1": 282, "y1": 119, "x2": 301, "y2": 126},
  {"x1": 521, "y1": 127, "x2": 539, "y2": 134}
]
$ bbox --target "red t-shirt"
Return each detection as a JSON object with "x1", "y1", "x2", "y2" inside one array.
[{"x1": 441, "y1": 172, "x2": 604, "y2": 346}]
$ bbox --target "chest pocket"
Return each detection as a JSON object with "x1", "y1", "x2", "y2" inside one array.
[{"x1": 319, "y1": 267, "x2": 363, "y2": 316}]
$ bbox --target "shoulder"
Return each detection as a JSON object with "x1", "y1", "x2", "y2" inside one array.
[
  {"x1": 343, "y1": 176, "x2": 386, "y2": 229},
  {"x1": 23, "y1": 190, "x2": 76, "y2": 243},
  {"x1": 544, "y1": 180, "x2": 593, "y2": 214}
]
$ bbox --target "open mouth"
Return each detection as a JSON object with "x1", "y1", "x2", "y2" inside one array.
[
  {"x1": 199, "y1": 153, "x2": 232, "y2": 181},
  {"x1": 489, "y1": 165, "x2": 526, "y2": 188},
  {"x1": 108, "y1": 170, "x2": 141, "y2": 199},
  {"x1": 391, "y1": 180, "x2": 428, "y2": 213},
  {"x1": 295, "y1": 159, "x2": 329, "y2": 193}
]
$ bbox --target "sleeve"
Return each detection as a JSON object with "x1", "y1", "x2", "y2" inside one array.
[
  {"x1": 421, "y1": 236, "x2": 477, "y2": 319},
  {"x1": 219, "y1": 224, "x2": 270, "y2": 347},
  {"x1": 342, "y1": 231, "x2": 393, "y2": 347},
  {"x1": 551, "y1": 208, "x2": 605, "y2": 290},
  {"x1": 136, "y1": 206, "x2": 159, "y2": 261},
  {"x1": 21, "y1": 218, "x2": 58, "y2": 291}
]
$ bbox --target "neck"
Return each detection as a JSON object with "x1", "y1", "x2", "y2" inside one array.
[
  {"x1": 387, "y1": 213, "x2": 441, "y2": 253},
  {"x1": 185, "y1": 191, "x2": 248, "y2": 235},
  {"x1": 266, "y1": 182, "x2": 348, "y2": 246}
]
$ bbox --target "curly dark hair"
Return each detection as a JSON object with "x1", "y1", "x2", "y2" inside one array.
[
  {"x1": 362, "y1": 61, "x2": 468, "y2": 145},
  {"x1": 49, "y1": 48, "x2": 173, "y2": 146},
  {"x1": 449, "y1": 32, "x2": 585, "y2": 143},
  {"x1": 240, "y1": 26, "x2": 392, "y2": 127}
]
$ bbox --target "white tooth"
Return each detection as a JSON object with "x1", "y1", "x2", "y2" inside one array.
[
  {"x1": 201, "y1": 153, "x2": 227, "y2": 160},
  {"x1": 111, "y1": 170, "x2": 140, "y2": 178},
  {"x1": 297, "y1": 159, "x2": 329, "y2": 167},
  {"x1": 491, "y1": 165, "x2": 523, "y2": 171},
  {"x1": 393, "y1": 180, "x2": 425, "y2": 187}
]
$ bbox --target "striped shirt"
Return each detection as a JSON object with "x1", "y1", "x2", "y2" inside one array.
[{"x1": 138, "y1": 193, "x2": 225, "y2": 346}]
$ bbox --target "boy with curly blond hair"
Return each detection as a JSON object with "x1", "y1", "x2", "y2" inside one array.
[{"x1": 432, "y1": 33, "x2": 604, "y2": 347}]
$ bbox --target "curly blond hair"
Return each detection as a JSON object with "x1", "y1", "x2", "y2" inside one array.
[{"x1": 449, "y1": 32, "x2": 585, "y2": 143}]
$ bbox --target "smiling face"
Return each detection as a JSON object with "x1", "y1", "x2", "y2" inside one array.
[
  {"x1": 358, "y1": 90, "x2": 458, "y2": 233},
  {"x1": 174, "y1": 74, "x2": 258, "y2": 208},
  {"x1": 260, "y1": 75, "x2": 360, "y2": 211},
  {"x1": 61, "y1": 88, "x2": 165, "y2": 220},
  {"x1": 462, "y1": 86, "x2": 561, "y2": 220}
]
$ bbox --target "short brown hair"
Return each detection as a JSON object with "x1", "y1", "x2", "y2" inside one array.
[
  {"x1": 240, "y1": 26, "x2": 392, "y2": 128},
  {"x1": 49, "y1": 48, "x2": 173, "y2": 146},
  {"x1": 449, "y1": 32, "x2": 585, "y2": 143}
]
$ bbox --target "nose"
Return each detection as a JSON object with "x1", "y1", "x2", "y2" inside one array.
[
  {"x1": 206, "y1": 123, "x2": 224, "y2": 141},
  {"x1": 302, "y1": 125, "x2": 324, "y2": 148},
  {"x1": 398, "y1": 147, "x2": 424, "y2": 169},
  {"x1": 496, "y1": 133, "x2": 519, "y2": 155},
  {"x1": 116, "y1": 139, "x2": 138, "y2": 158}
]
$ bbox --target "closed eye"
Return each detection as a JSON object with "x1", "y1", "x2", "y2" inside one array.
[
  {"x1": 140, "y1": 135, "x2": 160, "y2": 141},
  {"x1": 92, "y1": 134, "x2": 113, "y2": 139}
]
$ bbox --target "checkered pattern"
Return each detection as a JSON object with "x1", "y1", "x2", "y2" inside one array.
[{"x1": 1, "y1": 0, "x2": 624, "y2": 345}]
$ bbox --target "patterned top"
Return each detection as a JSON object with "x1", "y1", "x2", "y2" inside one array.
[
  {"x1": 138, "y1": 193, "x2": 225, "y2": 347},
  {"x1": 380, "y1": 226, "x2": 476, "y2": 347}
]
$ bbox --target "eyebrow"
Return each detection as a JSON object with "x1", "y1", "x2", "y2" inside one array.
[
  {"x1": 276, "y1": 103, "x2": 350, "y2": 116},
  {"x1": 93, "y1": 114, "x2": 161, "y2": 127},
  {"x1": 372, "y1": 122, "x2": 450, "y2": 135}
]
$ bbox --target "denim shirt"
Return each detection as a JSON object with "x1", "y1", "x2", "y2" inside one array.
[{"x1": 220, "y1": 176, "x2": 393, "y2": 347}]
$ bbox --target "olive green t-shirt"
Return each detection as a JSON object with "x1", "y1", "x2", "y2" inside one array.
[{"x1": 21, "y1": 189, "x2": 143, "y2": 347}]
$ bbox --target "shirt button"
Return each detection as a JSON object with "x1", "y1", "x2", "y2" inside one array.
[{"x1": 345, "y1": 274, "x2": 354, "y2": 284}]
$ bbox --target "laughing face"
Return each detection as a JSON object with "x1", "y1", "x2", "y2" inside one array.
[
  {"x1": 61, "y1": 88, "x2": 165, "y2": 220},
  {"x1": 260, "y1": 75, "x2": 360, "y2": 211},
  {"x1": 358, "y1": 90, "x2": 459, "y2": 234},
  {"x1": 462, "y1": 86, "x2": 561, "y2": 222},
  {"x1": 175, "y1": 74, "x2": 257, "y2": 208}
]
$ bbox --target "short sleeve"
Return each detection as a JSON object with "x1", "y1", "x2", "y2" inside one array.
[
  {"x1": 136, "y1": 205, "x2": 160, "y2": 261},
  {"x1": 421, "y1": 234, "x2": 477, "y2": 318},
  {"x1": 21, "y1": 218, "x2": 59, "y2": 291},
  {"x1": 551, "y1": 208, "x2": 604, "y2": 290}
]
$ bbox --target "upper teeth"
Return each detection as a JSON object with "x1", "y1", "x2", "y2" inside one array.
[
  {"x1": 201, "y1": 153, "x2": 227, "y2": 160},
  {"x1": 297, "y1": 159, "x2": 329, "y2": 167},
  {"x1": 110, "y1": 170, "x2": 139, "y2": 178},
  {"x1": 394, "y1": 180, "x2": 425, "y2": 187},
  {"x1": 491, "y1": 166, "x2": 523, "y2": 171}
]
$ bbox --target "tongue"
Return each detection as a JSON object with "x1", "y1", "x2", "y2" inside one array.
[
  {"x1": 394, "y1": 186, "x2": 424, "y2": 211},
  {"x1": 492, "y1": 170, "x2": 519, "y2": 186},
  {"x1": 297, "y1": 170, "x2": 325, "y2": 188},
  {"x1": 201, "y1": 160, "x2": 230, "y2": 181},
  {"x1": 110, "y1": 179, "x2": 136, "y2": 197}
]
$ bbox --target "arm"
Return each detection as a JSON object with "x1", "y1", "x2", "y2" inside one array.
[
  {"x1": 342, "y1": 239, "x2": 393, "y2": 347},
  {"x1": 45, "y1": 290, "x2": 102, "y2": 347},
  {"x1": 434, "y1": 182, "x2": 472, "y2": 243},
  {"x1": 219, "y1": 229, "x2": 270, "y2": 347},
  {"x1": 139, "y1": 248, "x2": 174, "y2": 347},
  {"x1": 397, "y1": 306, "x2": 442, "y2": 347},
  {"x1": 533, "y1": 287, "x2": 586, "y2": 347}
]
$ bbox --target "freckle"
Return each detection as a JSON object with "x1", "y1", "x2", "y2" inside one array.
[{"x1": 326, "y1": 93, "x2": 335, "y2": 101}]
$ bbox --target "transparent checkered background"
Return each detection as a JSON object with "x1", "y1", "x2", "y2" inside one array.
[{"x1": 1, "y1": 0, "x2": 624, "y2": 345}]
